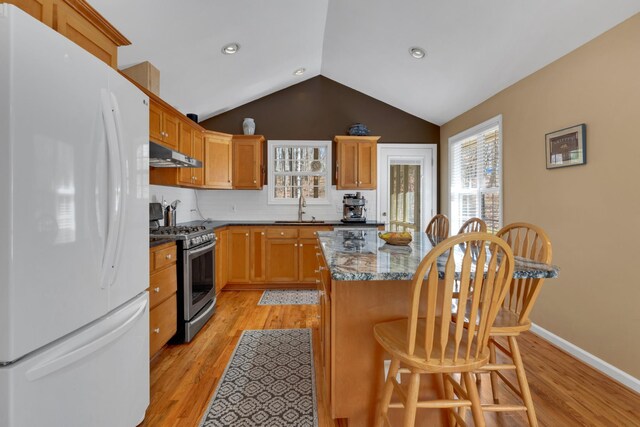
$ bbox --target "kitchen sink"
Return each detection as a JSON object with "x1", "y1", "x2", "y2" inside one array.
[{"x1": 274, "y1": 220, "x2": 326, "y2": 224}]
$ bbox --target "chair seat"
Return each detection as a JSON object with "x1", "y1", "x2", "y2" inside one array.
[{"x1": 373, "y1": 318, "x2": 490, "y2": 374}]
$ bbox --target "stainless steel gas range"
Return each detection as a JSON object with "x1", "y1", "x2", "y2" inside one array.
[{"x1": 150, "y1": 225, "x2": 216, "y2": 342}]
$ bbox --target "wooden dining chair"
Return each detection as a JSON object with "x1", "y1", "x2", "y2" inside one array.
[
  {"x1": 458, "y1": 217, "x2": 487, "y2": 234},
  {"x1": 425, "y1": 214, "x2": 449, "y2": 240},
  {"x1": 373, "y1": 233, "x2": 514, "y2": 427},
  {"x1": 478, "y1": 222, "x2": 553, "y2": 427}
]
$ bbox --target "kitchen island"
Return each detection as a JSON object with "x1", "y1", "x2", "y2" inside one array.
[{"x1": 315, "y1": 229, "x2": 559, "y2": 426}]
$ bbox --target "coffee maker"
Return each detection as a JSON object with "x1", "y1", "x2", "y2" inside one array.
[{"x1": 342, "y1": 192, "x2": 367, "y2": 223}]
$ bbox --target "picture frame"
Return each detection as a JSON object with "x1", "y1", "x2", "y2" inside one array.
[{"x1": 545, "y1": 124, "x2": 586, "y2": 169}]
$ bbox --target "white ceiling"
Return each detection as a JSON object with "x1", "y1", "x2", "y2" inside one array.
[{"x1": 91, "y1": 0, "x2": 640, "y2": 126}]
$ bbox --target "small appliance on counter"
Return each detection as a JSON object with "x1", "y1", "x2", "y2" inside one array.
[{"x1": 342, "y1": 192, "x2": 367, "y2": 223}]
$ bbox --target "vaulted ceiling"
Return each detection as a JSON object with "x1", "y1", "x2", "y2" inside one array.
[{"x1": 91, "y1": 0, "x2": 640, "y2": 125}]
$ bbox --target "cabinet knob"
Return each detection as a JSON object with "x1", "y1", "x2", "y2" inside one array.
[
  {"x1": 319, "y1": 266, "x2": 327, "y2": 271},
  {"x1": 300, "y1": 243, "x2": 303, "y2": 247},
  {"x1": 280, "y1": 232, "x2": 284, "y2": 236},
  {"x1": 294, "y1": 243, "x2": 298, "y2": 247},
  {"x1": 261, "y1": 232, "x2": 265, "y2": 236},
  {"x1": 153, "y1": 287, "x2": 160, "y2": 293},
  {"x1": 314, "y1": 269, "x2": 319, "y2": 273},
  {"x1": 253, "y1": 180, "x2": 257, "y2": 184},
  {"x1": 245, "y1": 233, "x2": 249, "y2": 237},
  {"x1": 153, "y1": 328, "x2": 160, "y2": 334},
  {"x1": 165, "y1": 254, "x2": 172, "y2": 260}
]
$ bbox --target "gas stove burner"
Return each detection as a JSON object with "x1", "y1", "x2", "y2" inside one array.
[{"x1": 151, "y1": 225, "x2": 207, "y2": 235}]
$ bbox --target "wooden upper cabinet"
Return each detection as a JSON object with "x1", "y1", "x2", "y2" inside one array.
[
  {"x1": 149, "y1": 99, "x2": 179, "y2": 150},
  {"x1": 7, "y1": 0, "x2": 131, "y2": 68},
  {"x1": 233, "y1": 135, "x2": 264, "y2": 190},
  {"x1": 192, "y1": 131, "x2": 204, "y2": 186},
  {"x1": 335, "y1": 136, "x2": 379, "y2": 190},
  {"x1": 204, "y1": 131, "x2": 233, "y2": 189},
  {"x1": 177, "y1": 122, "x2": 194, "y2": 186}
]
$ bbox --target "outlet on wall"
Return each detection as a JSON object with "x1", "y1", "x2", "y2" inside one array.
[{"x1": 231, "y1": 205, "x2": 236, "y2": 212}]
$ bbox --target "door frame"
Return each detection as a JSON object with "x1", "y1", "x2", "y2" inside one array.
[{"x1": 376, "y1": 144, "x2": 438, "y2": 229}]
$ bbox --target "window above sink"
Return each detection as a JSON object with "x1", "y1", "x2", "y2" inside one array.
[{"x1": 267, "y1": 140, "x2": 331, "y2": 205}]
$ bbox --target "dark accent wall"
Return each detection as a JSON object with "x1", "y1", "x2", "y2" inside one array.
[{"x1": 200, "y1": 76, "x2": 439, "y2": 144}]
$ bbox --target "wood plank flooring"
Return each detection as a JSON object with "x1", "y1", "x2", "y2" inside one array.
[{"x1": 141, "y1": 291, "x2": 640, "y2": 426}]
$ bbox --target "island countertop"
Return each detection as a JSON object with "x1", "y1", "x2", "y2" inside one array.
[{"x1": 317, "y1": 229, "x2": 559, "y2": 281}]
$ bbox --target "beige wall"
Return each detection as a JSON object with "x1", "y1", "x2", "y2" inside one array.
[{"x1": 440, "y1": 14, "x2": 640, "y2": 378}]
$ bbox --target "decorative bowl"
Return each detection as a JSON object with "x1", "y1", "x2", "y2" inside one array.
[
  {"x1": 348, "y1": 123, "x2": 371, "y2": 136},
  {"x1": 378, "y1": 231, "x2": 412, "y2": 246}
]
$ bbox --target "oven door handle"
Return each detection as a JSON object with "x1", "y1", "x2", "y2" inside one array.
[{"x1": 188, "y1": 241, "x2": 215, "y2": 258}]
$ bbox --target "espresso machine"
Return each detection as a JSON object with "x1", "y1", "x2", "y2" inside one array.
[{"x1": 341, "y1": 192, "x2": 367, "y2": 223}]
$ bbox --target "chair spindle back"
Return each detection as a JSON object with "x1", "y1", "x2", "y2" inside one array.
[
  {"x1": 457, "y1": 217, "x2": 487, "y2": 234},
  {"x1": 425, "y1": 214, "x2": 449, "y2": 240}
]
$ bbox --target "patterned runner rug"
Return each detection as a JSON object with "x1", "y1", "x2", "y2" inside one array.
[
  {"x1": 258, "y1": 289, "x2": 319, "y2": 306},
  {"x1": 199, "y1": 329, "x2": 318, "y2": 427}
]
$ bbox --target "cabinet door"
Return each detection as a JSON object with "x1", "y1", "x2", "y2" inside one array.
[
  {"x1": 215, "y1": 229, "x2": 228, "y2": 293},
  {"x1": 318, "y1": 254, "x2": 332, "y2": 407},
  {"x1": 251, "y1": 228, "x2": 266, "y2": 282},
  {"x1": 204, "y1": 134, "x2": 233, "y2": 188},
  {"x1": 337, "y1": 140, "x2": 359, "y2": 189},
  {"x1": 149, "y1": 100, "x2": 164, "y2": 143},
  {"x1": 266, "y1": 239, "x2": 298, "y2": 282},
  {"x1": 55, "y1": 1, "x2": 118, "y2": 67},
  {"x1": 178, "y1": 122, "x2": 194, "y2": 185},
  {"x1": 228, "y1": 228, "x2": 251, "y2": 283},
  {"x1": 357, "y1": 140, "x2": 377, "y2": 189},
  {"x1": 192, "y1": 130, "x2": 204, "y2": 186},
  {"x1": 233, "y1": 139, "x2": 261, "y2": 189},
  {"x1": 162, "y1": 111, "x2": 180, "y2": 149},
  {"x1": 9, "y1": 0, "x2": 54, "y2": 26},
  {"x1": 298, "y1": 238, "x2": 320, "y2": 283}
]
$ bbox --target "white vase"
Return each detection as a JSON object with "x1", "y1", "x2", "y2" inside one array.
[{"x1": 243, "y1": 118, "x2": 255, "y2": 135}]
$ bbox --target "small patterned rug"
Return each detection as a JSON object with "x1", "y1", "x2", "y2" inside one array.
[
  {"x1": 258, "y1": 290, "x2": 319, "y2": 306},
  {"x1": 199, "y1": 329, "x2": 318, "y2": 427}
]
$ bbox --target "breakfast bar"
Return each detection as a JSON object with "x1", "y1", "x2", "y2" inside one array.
[{"x1": 315, "y1": 229, "x2": 559, "y2": 426}]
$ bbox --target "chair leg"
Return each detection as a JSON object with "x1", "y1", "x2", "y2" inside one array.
[
  {"x1": 403, "y1": 371, "x2": 421, "y2": 427},
  {"x1": 463, "y1": 372, "x2": 485, "y2": 427},
  {"x1": 489, "y1": 339, "x2": 500, "y2": 404},
  {"x1": 375, "y1": 358, "x2": 400, "y2": 427},
  {"x1": 509, "y1": 336, "x2": 538, "y2": 427},
  {"x1": 442, "y1": 374, "x2": 458, "y2": 427}
]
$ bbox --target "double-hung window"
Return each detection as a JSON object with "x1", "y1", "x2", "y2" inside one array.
[
  {"x1": 449, "y1": 115, "x2": 502, "y2": 233},
  {"x1": 268, "y1": 140, "x2": 331, "y2": 204}
]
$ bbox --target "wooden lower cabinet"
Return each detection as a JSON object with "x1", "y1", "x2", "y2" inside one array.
[
  {"x1": 265, "y1": 238, "x2": 299, "y2": 282},
  {"x1": 223, "y1": 225, "x2": 335, "y2": 289},
  {"x1": 149, "y1": 242, "x2": 178, "y2": 358},
  {"x1": 215, "y1": 228, "x2": 228, "y2": 294},
  {"x1": 227, "y1": 228, "x2": 251, "y2": 283},
  {"x1": 317, "y1": 253, "x2": 332, "y2": 409}
]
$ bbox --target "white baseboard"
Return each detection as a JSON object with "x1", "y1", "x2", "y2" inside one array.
[{"x1": 530, "y1": 323, "x2": 640, "y2": 394}]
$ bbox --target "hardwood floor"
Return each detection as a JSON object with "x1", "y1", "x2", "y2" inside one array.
[{"x1": 141, "y1": 291, "x2": 640, "y2": 426}]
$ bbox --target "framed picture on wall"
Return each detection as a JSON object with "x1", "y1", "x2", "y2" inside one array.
[{"x1": 545, "y1": 124, "x2": 586, "y2": 169}]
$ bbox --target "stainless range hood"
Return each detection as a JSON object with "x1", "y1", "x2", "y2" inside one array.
[{"x1": 149, "y1": 141, "x2": 203, "y2": 168}]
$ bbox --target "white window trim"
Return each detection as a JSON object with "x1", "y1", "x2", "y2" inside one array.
[
  {"x1": 448, "y1": 114, "x2": 503, "y2": 231},
  {"x1": 267, "y1": 140, "x2": 332, "y2": 205}
]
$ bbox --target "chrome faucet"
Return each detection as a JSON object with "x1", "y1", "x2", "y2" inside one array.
[{"x1": 298, "y1": 193, "x2": 306, "y2": 222}]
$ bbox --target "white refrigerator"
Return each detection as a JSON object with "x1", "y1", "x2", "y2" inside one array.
[{"x1": 0, "y1": 5, "x2": 150, "y2": 426}]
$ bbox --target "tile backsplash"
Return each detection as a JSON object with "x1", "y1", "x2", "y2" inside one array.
[{"x1": 149, "y1": 185, "x2": 201, "y2": 223}]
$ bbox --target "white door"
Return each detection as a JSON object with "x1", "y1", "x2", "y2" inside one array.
[
  {"x1": 106, "y1": 69, "x2": 150, "y2": 310},
  {"x1": 0, "y1": 293, "x2": 150, "y2": 427},
  {"x1": 377, "y1": 144, "x2": 437, "y2": 232},
  {"x1": 0, "y1": 6, "x2": 110, "y2": 362}
]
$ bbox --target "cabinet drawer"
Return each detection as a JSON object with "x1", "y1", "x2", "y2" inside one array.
[
  {"x1": 266, "y1": 228, "x2": 298, "y2": 239},
  {"x1": 149, "y1": 294, "x2": 177, "y2": 357},
  {"x1": 149, "y1": 265, "x2": 178, "y2": 309},
  {"x1": 153, "y1": 245, "x2": 177, "y2": 271},
  {"x1": 299, "y1": 226, "x2": 333, "y2": 239}
]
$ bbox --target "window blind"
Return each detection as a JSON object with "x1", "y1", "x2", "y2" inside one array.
[{"x1": 449, "y1": 117, "x2": 502, "y2": 233}]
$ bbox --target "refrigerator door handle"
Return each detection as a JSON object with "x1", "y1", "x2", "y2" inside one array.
[
  {"x1": 100, "y1": 89, "x2": 123, "y2": 289},
  {"x1": 107, "y1": 91, "x2": 128, "y2": 288},
  {"x1": 25, "y1": 296, "x2": 148, "y2": 381}
]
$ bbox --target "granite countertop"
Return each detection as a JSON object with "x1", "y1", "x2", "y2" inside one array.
[
  {"x1": 317, "y1": 229, "x2": 560, "y2": 281},
  {"x1": 178, "y1": 219, "x2": 384, "y2": 231}
]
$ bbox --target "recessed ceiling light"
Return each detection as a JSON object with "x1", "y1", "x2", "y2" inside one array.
[
  {"x1": 409, "y1": 47, "x2": 426, "y2": 59},
  {"x1": 221, "y1": 43, "x2": 240, "y2": 55},
  {"x1": 293, "y1": 68, "x2": 306, "y2": 76}
]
